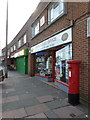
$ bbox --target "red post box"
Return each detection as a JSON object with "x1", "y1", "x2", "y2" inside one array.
[{"x1": 67, "y1": 60, "x2": 81, "y2": 105}]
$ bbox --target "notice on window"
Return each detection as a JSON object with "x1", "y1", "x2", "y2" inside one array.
[{"x1": 69, "y1": 71, "x2": 71, "y2": 77}]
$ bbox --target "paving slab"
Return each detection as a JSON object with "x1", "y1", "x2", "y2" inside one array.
[
  {"x1": 2, "y1": 108, "x2": 27, "y2": 118},
  {"x1": 1, "y1": 71, "x2": 88, "y2": 119},
  {"x1": 17, "y1": 97, "x2": 40, "y2": 108},
  {"x1": 45, "y1": 98, "x2": 69, "y2": 109},
  {"x1": 18, "y1": 93, "x2": 35, "y2": 100},
  {"x1": 2, "y1": 95, "x2": 19, "y2": 104},
  {"x1": 2, "y1": 101, "x2": 20, "y2": 112},
  {"x1": 44, "y1": 110, "x2": 60, "y2": 118},
  {"x1": 2, "y1": 91, "x2": 16, "y2": 98},
  {"x1": 53, "y1": 105, "x2": 84, "y2": 118},
  {"x1": 2, "y1": 88, "x2": 16, "y2": 93},
  {"x1": 36, "y1": 95, "x2": 54, "y2": 103},
  {"x1": 0, "y1": 90, "x2": 2, "y2": 94},
  {"x1": 26, "y1": 112, "x2": 47, "y2": 118},
  {"x1": 25, "y1": 104, "x2": 49, "y2": 116}
]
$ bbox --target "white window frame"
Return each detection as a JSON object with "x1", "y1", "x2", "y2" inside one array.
[
  {"x1": 87, "y1": 17, "x2": 90, "y2": 37},
  {"x1": 40, "y1": 16, "x2": 45, "y2": 27},
  {"x1": 34, "y1": 22, "x2": 39, "y2": 35},
  {"x1": 8, "y1": 49, "x2": 10, "y2": 56},
  {"x1": 48, "y1": 1, "x2": 64, "y2": 24},
  {"x1": 32, "y1": 22, "x2": 39, "y2": 37},
  {"x1": 18, "y1": 39, "x2": 21, "y2": 48},
  {"x1": 11, "y1": 46, "x2": 13, "y2": 52},
  {"x1": 14, "y1": 45, "x2": 16, "y2": 51},
  {"x1": 23, "y1": 34, "x2": 27, "y2": 44}
]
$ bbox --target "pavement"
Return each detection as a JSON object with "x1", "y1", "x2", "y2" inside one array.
[{"x1": 0, "y1": 70, "x2": 88, "y2": 119}]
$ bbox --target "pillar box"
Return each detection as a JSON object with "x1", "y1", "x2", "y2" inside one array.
[{"x1": 67, "y1": 60, "x2": 81, "y2": 105}]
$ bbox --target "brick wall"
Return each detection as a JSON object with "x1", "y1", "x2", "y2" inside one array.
[
  {"x1": 73, "y1": 18, "x2": 89, "y2": 102},
  {"x1": 28, "y1": 53, "x2": 35, "y2": 76},
  {"x1": 29, "y1": 2, "x2": 89, "y2": 102},
  {"x1": 2, "y1": 2, "x2": 89, "y2": 102}
]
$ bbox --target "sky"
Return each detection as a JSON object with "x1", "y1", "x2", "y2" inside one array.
[
  {"x1": 0, "y1": 0, "x2": 40, "y2": 56},
  {"x1": 0, "y1": 0, "x2": 89, "y2": 56}
]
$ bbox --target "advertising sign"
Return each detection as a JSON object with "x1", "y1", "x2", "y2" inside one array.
[
  {"x1": 31, "y1": 28, "x2": 72, "y2": 53},
  {"x1": 13, "y1": 49, "x2": 28, "y2": 58}
]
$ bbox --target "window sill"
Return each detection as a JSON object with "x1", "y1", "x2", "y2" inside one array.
[
  {"x1": 35, "y1": 74, "x2": 53, "y2": 78},
  {"x1": 54, "y1": 78, "x2": 69, "y2": 87}
]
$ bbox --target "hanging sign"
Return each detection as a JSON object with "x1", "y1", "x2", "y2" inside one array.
[{"x1": 31, "y1": 28, "x2": 72, "y2": 53}]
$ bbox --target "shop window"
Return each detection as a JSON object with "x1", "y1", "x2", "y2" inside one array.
[
  {"x1": 35, "y1": 51, "x2": 52, "y2": 76},
  {"x1": 55, "y1": 44, "x2": 72, "y2": 84},
  {"x1": 48, "y1": 1, "x2": 64, "y2": 24},
  {"x1": 23, "y1": 34, "x2": 27, "y2": 44}
]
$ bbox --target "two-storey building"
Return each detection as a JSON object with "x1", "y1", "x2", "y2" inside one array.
[{"x1": 2, "y1": 1, "x2": 90, "y2": 103}]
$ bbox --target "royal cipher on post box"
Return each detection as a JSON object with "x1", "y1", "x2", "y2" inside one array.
[{"x1": 67, "y1": 60, "x2": 81, "y2": 106}]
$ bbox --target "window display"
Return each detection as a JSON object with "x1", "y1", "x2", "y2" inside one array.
[
  {"x1": 55, "y1": 44, "x2": 72, "y2": 84},
  {"x1": 35, "y1": 51, "x2": 52, "y2": 76}
]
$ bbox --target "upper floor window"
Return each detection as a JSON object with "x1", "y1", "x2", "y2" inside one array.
[
  {"x1": 40, "y1": 16, "x2": 45, "y2": 27},
  {"x1": 8, "y1": 49, "x2": 10, "y2": 56},
  {"x1": 2, "y1": 52, "x2": 5, "y2": 56},
  {"x1": 14, "y1": 45, "x2": 16, "y2": 51},
  {"x1": 35, "y1": 22, "x2": 39, "y2": 35},
  {"x1": 18, "y1": 39, "x2": 21, "y2": 48},
  {"x1": 11, "y1": 46, "x2": 13, "y2": 52},
  {"x1": 32, "y1": 22, "x2": 39, "y2": 37},
  {"x1": 23, "y1": 34, "x2": 27, "y2": 44},
  {"x1": 48, "y1": 2, "x2": 64, "y2": 24}
]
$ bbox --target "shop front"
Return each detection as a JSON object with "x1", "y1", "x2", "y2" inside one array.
[
  {"x1": 55, "y1": 43, "x2": 72, "y2": 93},
  {"x1": 14, "y1": 49, "x2": 28, "y2": 74},
  {"x1": 31, "y1": 28, "x2": 72, "y2": 92},
  {"x1": 35, "y1": 51, "x2": 53, "y2": 82}
]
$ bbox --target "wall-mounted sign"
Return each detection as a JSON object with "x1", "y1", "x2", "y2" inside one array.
[
  {"x1": 87, "y1": 17, "x2": 90, "y2": 37},
  {"x1": 25, "y1": 42, "x2": 29, "y2": 47},
  {"x1": 31, "y1": 28, "x2": 72, "y2": 53},
  {"x1": 13, "y1": 49, "x2": 28, "y2": 58}
]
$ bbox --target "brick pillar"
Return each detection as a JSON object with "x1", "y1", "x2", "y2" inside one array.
[
  {"x1": 52, "y1": 51, "x2": 56, "y2": 80},
  {"x1": 28, "y1": 53, "x2": 35, "y2": 76}
]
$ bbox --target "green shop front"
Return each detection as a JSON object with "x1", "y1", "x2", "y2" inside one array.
[{"x1": 14, "y1": 49, "x2": 28, "y2": 74}]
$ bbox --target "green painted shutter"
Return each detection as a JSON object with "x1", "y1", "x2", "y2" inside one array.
[{"x1": 16, "y1": 56, "x2": 28, "y2": 74}]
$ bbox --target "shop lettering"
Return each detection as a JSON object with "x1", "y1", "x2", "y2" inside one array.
[
  {"x1": 48, "y1": 37, "x2": 56, "y2": 44},
  {"x1": 31, "y1": 28, "x2": 72, "y2": 53},
  {"x1": 41, "y1": 37, "x2": 56, "y2": 49}
]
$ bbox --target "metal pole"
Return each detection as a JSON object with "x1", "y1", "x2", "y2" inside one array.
[{"x1": 5, "y1": 0, "x2": 8, "y2": 78}]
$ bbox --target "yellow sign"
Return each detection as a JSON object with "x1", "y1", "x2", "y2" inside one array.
[{"x1": 60, "y1": 73, "x2": 63, "y2": 77}]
